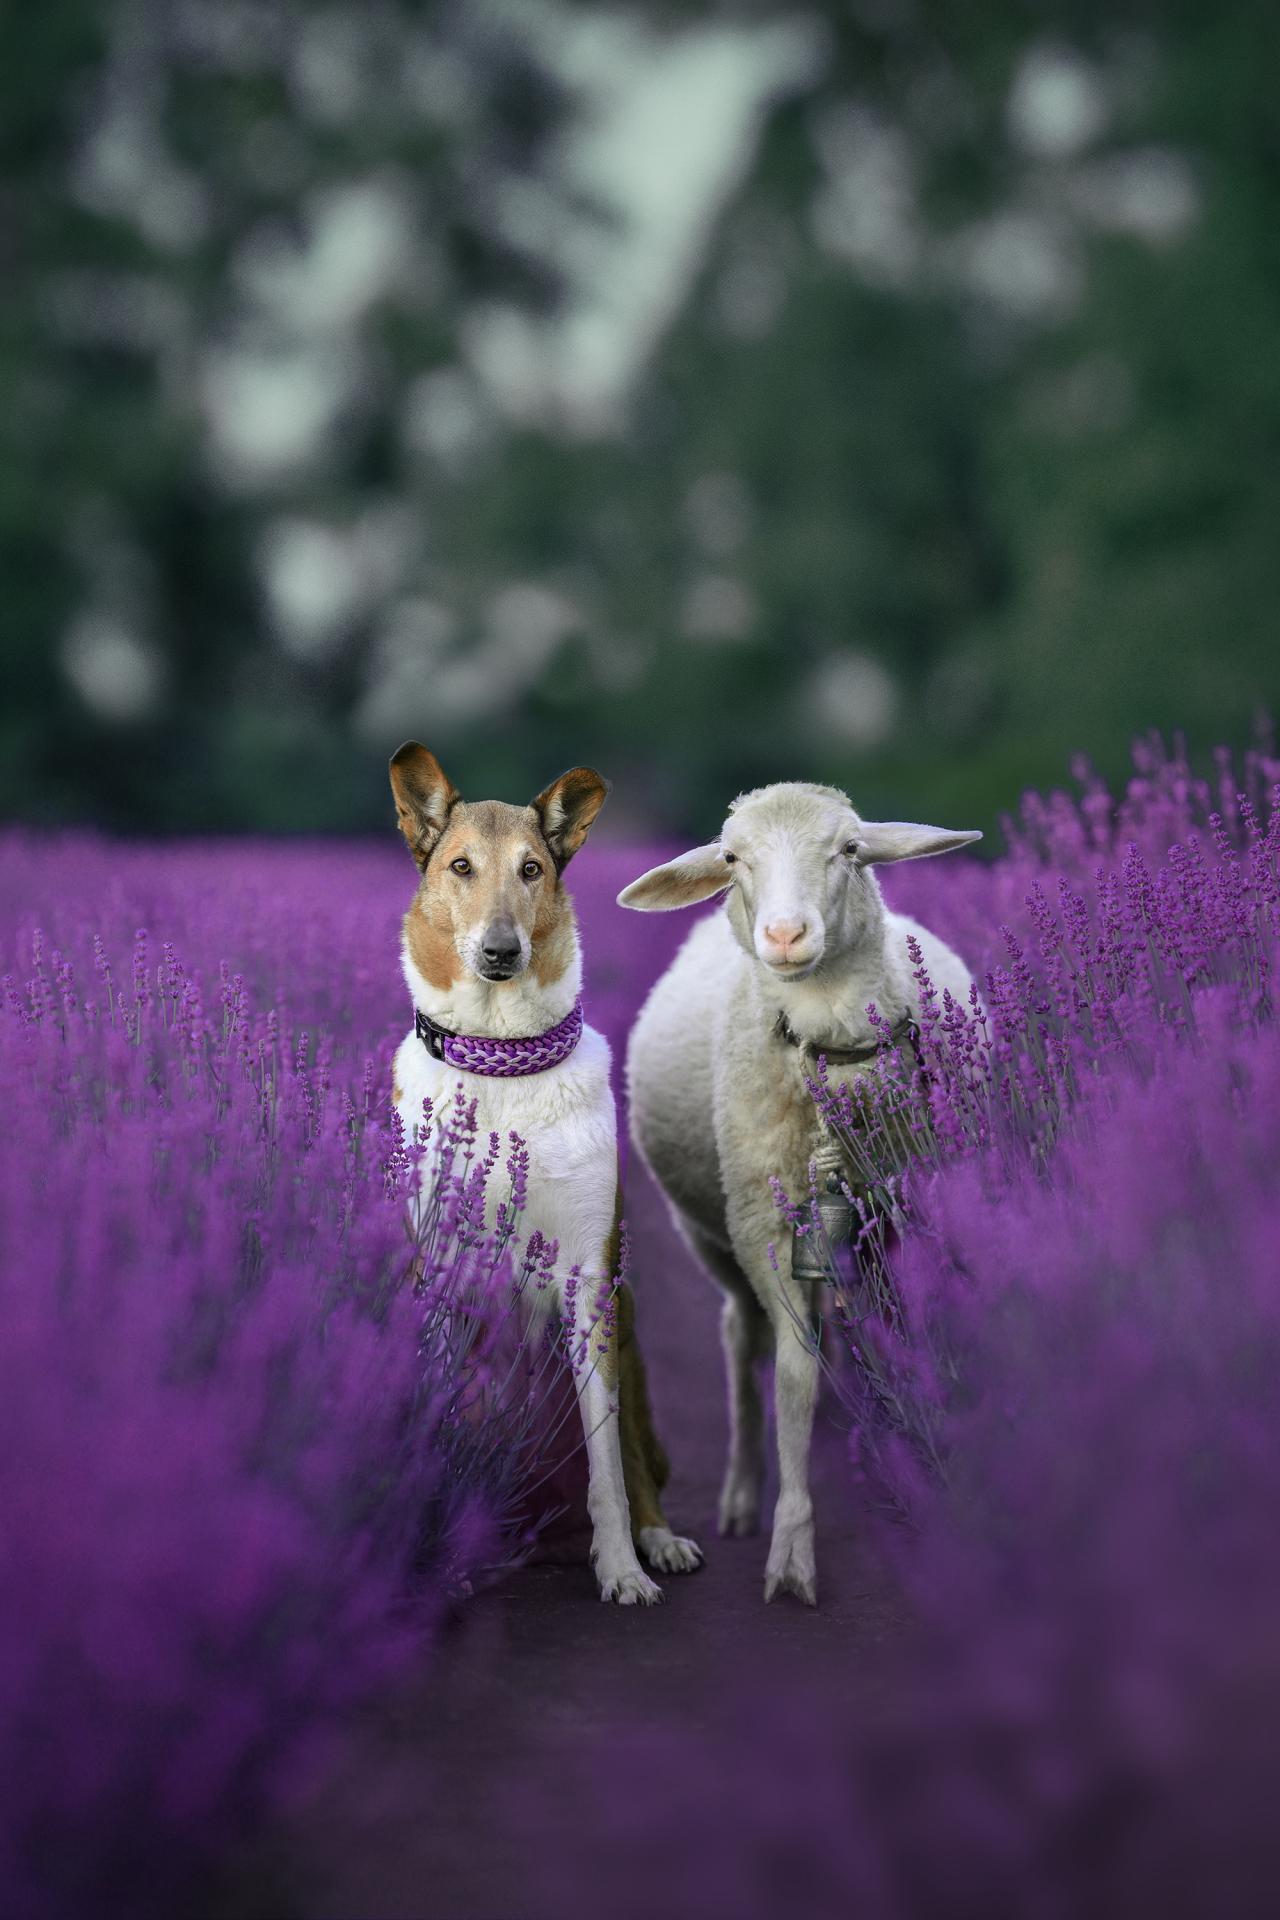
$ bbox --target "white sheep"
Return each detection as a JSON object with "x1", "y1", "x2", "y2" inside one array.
[{"x1": 619, "y1": 783, "x2": 980, "y2": 1605}]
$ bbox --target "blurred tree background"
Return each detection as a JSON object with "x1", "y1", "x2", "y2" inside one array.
[{"x1": 2, "y1": 0, "x2": 1276, "y2": 837}]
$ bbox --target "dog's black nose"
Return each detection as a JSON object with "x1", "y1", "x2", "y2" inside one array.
[{"x1": 481, "y1": 921, "x2": 521, "y2": 968}]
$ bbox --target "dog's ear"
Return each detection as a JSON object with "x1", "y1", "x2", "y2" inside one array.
[
  {"x1": 617, "y1": 844, "x2": 733, "y2": 911},
  {"x1": 530, "y1": 767, "x2": 610, "y2": 871},
  {"x1": 389, "y1": 743, "x2": 460, "y2": 870}
]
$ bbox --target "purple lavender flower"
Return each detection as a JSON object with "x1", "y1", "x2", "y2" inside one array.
[{"x1": 0, "y1": 838, "x2": 595, "y2": 1916}]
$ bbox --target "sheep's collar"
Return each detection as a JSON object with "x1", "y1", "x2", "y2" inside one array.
[
  {"x1": 773, "y1": 1007, "x2": 920, "y2": 1066},
  {"x1": 414, "y1": 998, "x2": 583, "y2": 1076}
]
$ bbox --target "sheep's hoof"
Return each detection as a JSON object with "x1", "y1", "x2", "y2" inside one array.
[
  {"x1": 763, "y1": 1523, "x2": 817, "y2": 1607},
  {"x1": 638, "y1": 1526, "x2": 704, "y2": 1573},
  {"x1": 597, "y1": 1561, "x2": 664, "y2": 1606},
  {"x1": 764, "y1": 1568, "x2": 817, "y2": 1607},
  {"x1": 718, "y1": 1477, "x2": 762, "y2": 1537}
]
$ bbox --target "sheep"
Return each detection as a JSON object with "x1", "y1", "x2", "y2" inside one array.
[{"x1": 618, "y1": 783, "x2": 980, "y2": 1605}]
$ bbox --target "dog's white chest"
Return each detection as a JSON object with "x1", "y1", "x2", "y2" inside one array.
[{"x1": 392, "y1": 1023, "x2": 619, "y2": 1278}]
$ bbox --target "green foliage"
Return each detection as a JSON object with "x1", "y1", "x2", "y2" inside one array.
[{"x1": 1, "y1": 1, "x2": 1275, "y2": 835}]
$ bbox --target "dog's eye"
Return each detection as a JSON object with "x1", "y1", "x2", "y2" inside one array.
[
  {"x1": 521, "y1": 859, "x2": 542, "y2": 880},
  {"x1": 450, "y1": 858, "x2": 473, "y2": 876},
  {"x1": 841, "y1": 840, "x2": 860, "y2": 859},
  {"x1": 722, "y1": 851, "x2": 737, "y2": 865}
]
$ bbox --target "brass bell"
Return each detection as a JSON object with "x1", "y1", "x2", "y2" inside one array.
[{"x1": 792, "y1": 1164, "x2": 854, "y2": 1283}]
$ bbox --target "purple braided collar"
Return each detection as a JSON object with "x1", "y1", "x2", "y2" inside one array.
[{"x1": 414, "y1": 997, "x2": 583, "y2": 1077}]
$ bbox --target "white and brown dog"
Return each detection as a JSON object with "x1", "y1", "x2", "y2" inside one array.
[{"x1": 388, "y1": 743, "x2": 701, "y2": 1604}]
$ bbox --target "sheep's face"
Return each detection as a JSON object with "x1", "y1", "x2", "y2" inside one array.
[
  {"x1": 719, "y1": 787, "x2": 873, "y2": 979},
  {"x1": 617, "y1": 784, "x2": 981, "y2": 982}
]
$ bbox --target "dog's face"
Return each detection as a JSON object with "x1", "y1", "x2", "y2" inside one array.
[
  {"x1": 390, "y1": 745, "x2": 609, "y2": 988},
  {"x1": 417, "y1": 797, "x2": 558, "y2": 984}
]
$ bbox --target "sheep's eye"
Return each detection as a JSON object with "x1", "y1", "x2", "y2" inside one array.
[
  {"x1": 521, "y1": 859, "x2": 542, "y2": 880},
  {"x1": 722, "y1": 850, "x2": 737, "y2": 865},
  {"x1": 450, "y1": 857, "x2": 473, "y2": 876},
  {"x1": 841, "y1": 840, "x2": 860, "y2": 859}
]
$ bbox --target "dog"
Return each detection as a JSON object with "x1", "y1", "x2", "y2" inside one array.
[{"x1": 388, "y1": 743, "x2": 701, "y2": 1604}]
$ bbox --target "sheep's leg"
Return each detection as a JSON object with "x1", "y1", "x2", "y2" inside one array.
[
  {"x1": 721, "y1": 1183, "x2": 819, "y2": 1601},
  {"x1": 683, "y1": 1224, "x2": 769, "y2": 1537},
  {"x1": 730, "y1": 1237, "x2": 818, "y2": 1607},
  {"x1": 718, "y1": 1290, "x2": 770, "y2": 1536},
  {"x1": 764, "y1": 1296, "x2": 819, "y2": 1606}
]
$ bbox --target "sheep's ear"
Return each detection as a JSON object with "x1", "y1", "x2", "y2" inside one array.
[
  {"x1": 854, "y1": 821, "x2": 982, "y2": 866},
  {"x1": 389, "y1": 742, "x2": 460, "y2": 870},
  {"x1": 531, "y1": 766, "x2": 610, "y2": 871},
  {"x1": 618, "y1": 844, "x2": 733, "y2": 912}
]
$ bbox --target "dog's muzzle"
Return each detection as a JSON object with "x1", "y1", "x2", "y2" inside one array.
[{"x1": 477, "y1": 917, "x2": 525, "y2": 982}]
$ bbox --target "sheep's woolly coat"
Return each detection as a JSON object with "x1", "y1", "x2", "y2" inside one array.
[
  {"x1": 623, "y1": 780, "x2": 979, "y2": 1603},
  {"x1": 628, "y1": 887, "x2": 971, "y2": 1262}
]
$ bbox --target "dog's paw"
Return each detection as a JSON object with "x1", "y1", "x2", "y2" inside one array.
[
  {"x1": 638, "y1": 1525, "x2": 704, "y2": 1574},
  {"x1": 718, "y1": 1474, "x2": 761, "y2": 1538},
  {"x1": 763, "y1": 1519, "x2": 817, "y2": 1607},
  {"x1": 597, "y1": 1559, "x2": 664, "y2": 1606}
]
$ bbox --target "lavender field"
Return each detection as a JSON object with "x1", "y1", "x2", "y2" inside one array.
[{"x1": 5, "y1": 740, "x2": 1280, "y2": 1919}]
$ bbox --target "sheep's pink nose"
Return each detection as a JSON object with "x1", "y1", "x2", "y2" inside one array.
[{"x1": 763, "y1": 919, "x2": 808, "y2": 955}]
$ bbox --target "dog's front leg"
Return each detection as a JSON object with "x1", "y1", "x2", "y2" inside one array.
[{"x1": 570, "y1": 1286, "x2": 662, "y2": 1606}]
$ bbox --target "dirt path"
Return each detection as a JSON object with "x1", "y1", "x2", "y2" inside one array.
[
  {"x1": 260, "y1": 1156, "x2": 898, "y2": 1920},
  {"x1": 236, "y1": 865, "x2": 900, "y2": 1919}
]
